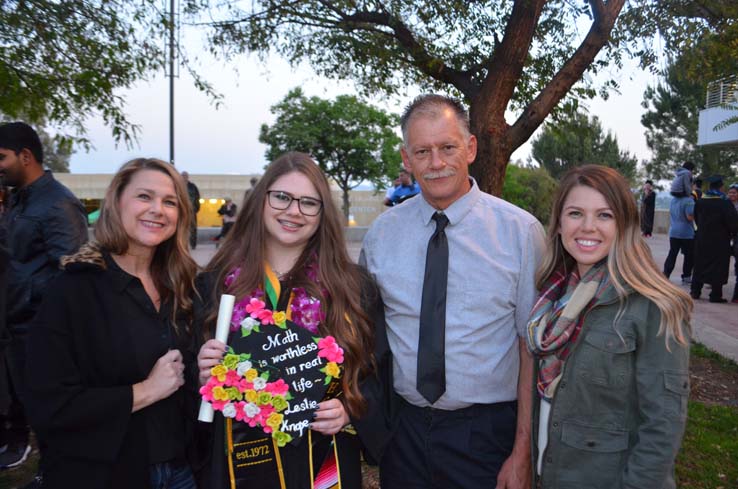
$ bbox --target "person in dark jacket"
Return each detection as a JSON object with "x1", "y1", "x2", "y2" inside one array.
[
  {"x1": 214, "y1": 197, "x2": 237, "y2": 241},
  {"x1": 527, "y1": 165, "x2": 691, "y2": 489},
  {"x1": 25, "y1": 158, "x2": 201, "y2": 489},
  {"x1": 690, "y1": 175, "x2": 738, "y2": 302},
  {"x1": 0, "y1": 121, "x2": 88, "y2": 470},
  {"x1": 640, "y1": 179, "x2": 656, "y2": 237},
  {"x1": 728, "y1": 183, "x2": 738, "y2": 303},
  {"x1": 0, "y1": 226, "x2": 10, "y2": 441},
  {"x1": 182, "y1": 171, "x2": 201, "y2": 249}
]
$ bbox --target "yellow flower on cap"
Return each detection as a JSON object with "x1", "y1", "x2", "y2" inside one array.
[
  {"x1": 266, "y1": 413, "x2": 284, "y2": 431},
  {"x1": 211, "y1": 365, "x2": 227, "y2": 382},
  {"x1": 245, "y1": 390, "x2": 258, "y2": 403},
  {"x1": 212, "y1": 386, "x2": 229, "y2": 401},
  {"x1": 325, "y1": 362, "x2": 341, "y2": 378},
  {"x1": 272, "y1": 311, "x2": 286, "y2": 325},
  {"x1": 245, "y1": 368, "x2": 258, "y2": 382}
]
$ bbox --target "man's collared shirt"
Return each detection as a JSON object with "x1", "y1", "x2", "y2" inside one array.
[{"x1": 361, "y1": 178, "x2": 544, "y2": 410}]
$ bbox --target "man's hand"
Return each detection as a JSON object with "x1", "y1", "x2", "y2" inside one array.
[{"x1": 496, "y1": 447, "x2": 531, "y2": 489}]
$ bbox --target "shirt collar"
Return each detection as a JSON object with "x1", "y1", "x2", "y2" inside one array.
[
  {"x1": 103, "y1": 251, "x2": 172, "y2": 317},
  {"x1": 417, "y1": 177, "x2": 482, "y2": 227},
  {"x1": 103, "y1": 252, "x2": 137, "y2": 293}
]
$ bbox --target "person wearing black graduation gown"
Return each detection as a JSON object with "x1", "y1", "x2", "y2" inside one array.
[
  {"x1": 690, "y1": 176, "x2": 738, "y2": 302},
  {"x1": 198, "y1": 271, "x2": 389, "y2": 489},
  {"x1": 196, "y1": 153, "x2": 393, "y2": 489},
  {"x1": 640, "y1": 180, "x2": 656, "y2": 237}
]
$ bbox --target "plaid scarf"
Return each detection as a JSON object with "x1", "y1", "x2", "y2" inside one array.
[{"x1": 526, "y1": 261, "x2": 613, "y2": 401}]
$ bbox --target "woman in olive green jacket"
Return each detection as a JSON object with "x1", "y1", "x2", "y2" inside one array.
[{"x1": 526, "y1": 165, "x2": 692, "y2": 489}]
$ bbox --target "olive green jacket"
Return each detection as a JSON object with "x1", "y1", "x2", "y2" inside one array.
[{"x1": 531, "y1": 287, "x2": 690, "y2": 489}]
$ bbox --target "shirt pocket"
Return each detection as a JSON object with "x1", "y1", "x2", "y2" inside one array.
[
  {"x1": 663, "y1": 371, "x2": 689, "y2": 421},
  {"x1": 575, "y1": 330, "x2": 636, "y2": 388},
  {"x1": 552, "y1": 421, "x2": 629, "y2": 485},
  {"x1": 560, "y1": 421, "x2": 629, "y2": 453}
]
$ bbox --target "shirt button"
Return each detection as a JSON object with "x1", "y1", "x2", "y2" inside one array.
[
  {"x1": 552, "y1": 422, "x2": 559, "y2": 428},
  {"x1": 546, "y1": 456, "x2": 552, "y2": 463},
  {"x1": 586, "y1": 441, "x2": 596, "y2": 448}
]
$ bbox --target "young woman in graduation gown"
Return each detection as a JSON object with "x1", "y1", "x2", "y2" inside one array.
[
  {"x1": 25, "y1": 158, "x2": 201, "y2": 489},
  {"x1": 196, "y1": 152, "x2": 386, "y2": 489}
]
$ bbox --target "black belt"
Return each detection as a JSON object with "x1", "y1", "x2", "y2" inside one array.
[{"x1": 400, "y1": 396, "x2": 517, "y2": 420}]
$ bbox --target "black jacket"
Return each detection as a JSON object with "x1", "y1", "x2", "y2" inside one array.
[
  {"x1": 25, "y1": 245, "x2": 201, "y2": 489},
  {"x1": 3, "y1": 171, "x2": 87, "y2": 332},
  {"x1": 0, "y1": 226, "x2": 10, "y2": 411}
]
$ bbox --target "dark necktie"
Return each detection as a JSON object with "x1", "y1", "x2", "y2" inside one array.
[{"x1": 417, "y1": 212, "x2": 449, "y2": 404}]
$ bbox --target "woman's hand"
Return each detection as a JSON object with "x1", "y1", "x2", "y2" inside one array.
[
  {"x1": 311, "y1": 399, "x2": 350, "y2": 436},
  {"x1": 198, "y1": 339, "x2": 228, "y2": 385},
  {"x1": 132, "y1": 349, "x2": 185, "y2": 412}
]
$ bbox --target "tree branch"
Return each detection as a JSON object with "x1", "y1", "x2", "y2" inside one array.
[
  {"x1": 508, "y1": 0, "x2": 626, "y2": 150},
  {"x1": 337, "y1": 9, "x2": 476, "y2": 95},
  {"x1": 474, "y1": 0, "x2": 547, "y2": 133}
]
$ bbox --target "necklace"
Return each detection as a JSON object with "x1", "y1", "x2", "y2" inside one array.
[{"x1": 271, "y1": 268, "x2": 289, "y2": 281}]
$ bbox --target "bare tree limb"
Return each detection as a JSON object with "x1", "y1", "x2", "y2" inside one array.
[{"x1": 508, "y1": 0, "x2": 626, "y2": 150}]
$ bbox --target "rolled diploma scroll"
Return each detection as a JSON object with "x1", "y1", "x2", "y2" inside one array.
[{"x1": 198, "y1": 294, "x2": 236, "y2": 422}]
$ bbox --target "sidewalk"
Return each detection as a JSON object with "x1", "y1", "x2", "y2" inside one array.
[
  {"x1": 191, "y1": 234, "x2": 738, "y2": 362},
  {"x1": 644, "y1": 233, "x2": 738, "y2": 362}
]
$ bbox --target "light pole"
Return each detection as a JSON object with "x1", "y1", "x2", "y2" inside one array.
[{"x1": 168, "y1": 0, "x2": 178, "y2": 166}]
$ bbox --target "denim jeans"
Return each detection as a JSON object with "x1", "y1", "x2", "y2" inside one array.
[{"x1": 150, "y1": 462, "x2": 197, "y2": 489}]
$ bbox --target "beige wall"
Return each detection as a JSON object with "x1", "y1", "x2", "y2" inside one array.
[
  {"x1": 56, "y1": 174, "x2": 681, "y2": 233},
  {"x1": 56, "y1": 173, "x2": 388, "y2": 227}
]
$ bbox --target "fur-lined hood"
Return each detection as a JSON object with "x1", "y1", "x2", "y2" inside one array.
[{"x1": 60, "y1": 242, "x2": 107, "y2": 271}]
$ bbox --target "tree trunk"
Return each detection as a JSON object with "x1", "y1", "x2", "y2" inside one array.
[
  {"x1": 341, "y1": 187, "x2": 350, "y2": 225},
  {"x1": 469, "y1": 99, "x2": 514, "y2": 196},
  {"x1": 470, "y1": 131, "x2": 513, "y2": 197}
]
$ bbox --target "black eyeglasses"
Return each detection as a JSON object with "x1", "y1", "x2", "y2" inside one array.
[{"x1": 266, "y1": 190, "x2": 323, "y2": 216}]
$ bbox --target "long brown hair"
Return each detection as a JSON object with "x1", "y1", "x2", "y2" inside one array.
[
  {"x1": 95, "y1": 158, "x2": 198, "y2": 327},
  {"x1": 206, "y1": 152, "x2": 374, "y2": 417},
  {"x1": 537, "y1": 164, "x2": 692, "y2": 346}
]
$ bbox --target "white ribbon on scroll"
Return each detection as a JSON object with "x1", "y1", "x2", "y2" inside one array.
[{"x1": 197, "y1": 294, "x2": 235, "y2": 422}]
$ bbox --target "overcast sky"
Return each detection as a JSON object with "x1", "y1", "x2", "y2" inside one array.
[{"x1": 68, "y1": 48, "x2": 661, "y2": 176}]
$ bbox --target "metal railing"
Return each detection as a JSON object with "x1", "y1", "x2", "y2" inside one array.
[{"x1": 705, "y1": 75, "x2": 738, "y2": 108}]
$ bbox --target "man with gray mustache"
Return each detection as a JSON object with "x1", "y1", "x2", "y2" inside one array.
[{"x1": 360, "y1": 94, "x2": 544, "y2": 489}]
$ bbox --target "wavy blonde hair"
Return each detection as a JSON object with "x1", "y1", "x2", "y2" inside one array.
[
  {"x1": 206, "y1": 152, "x2": 374, "y2": 417},
  {"x1": 537, "y1": 164, "x2": 692, "y2": 346},
  {"x1": 94, "y1": 158, "x2": 198, "y2": 329}
]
